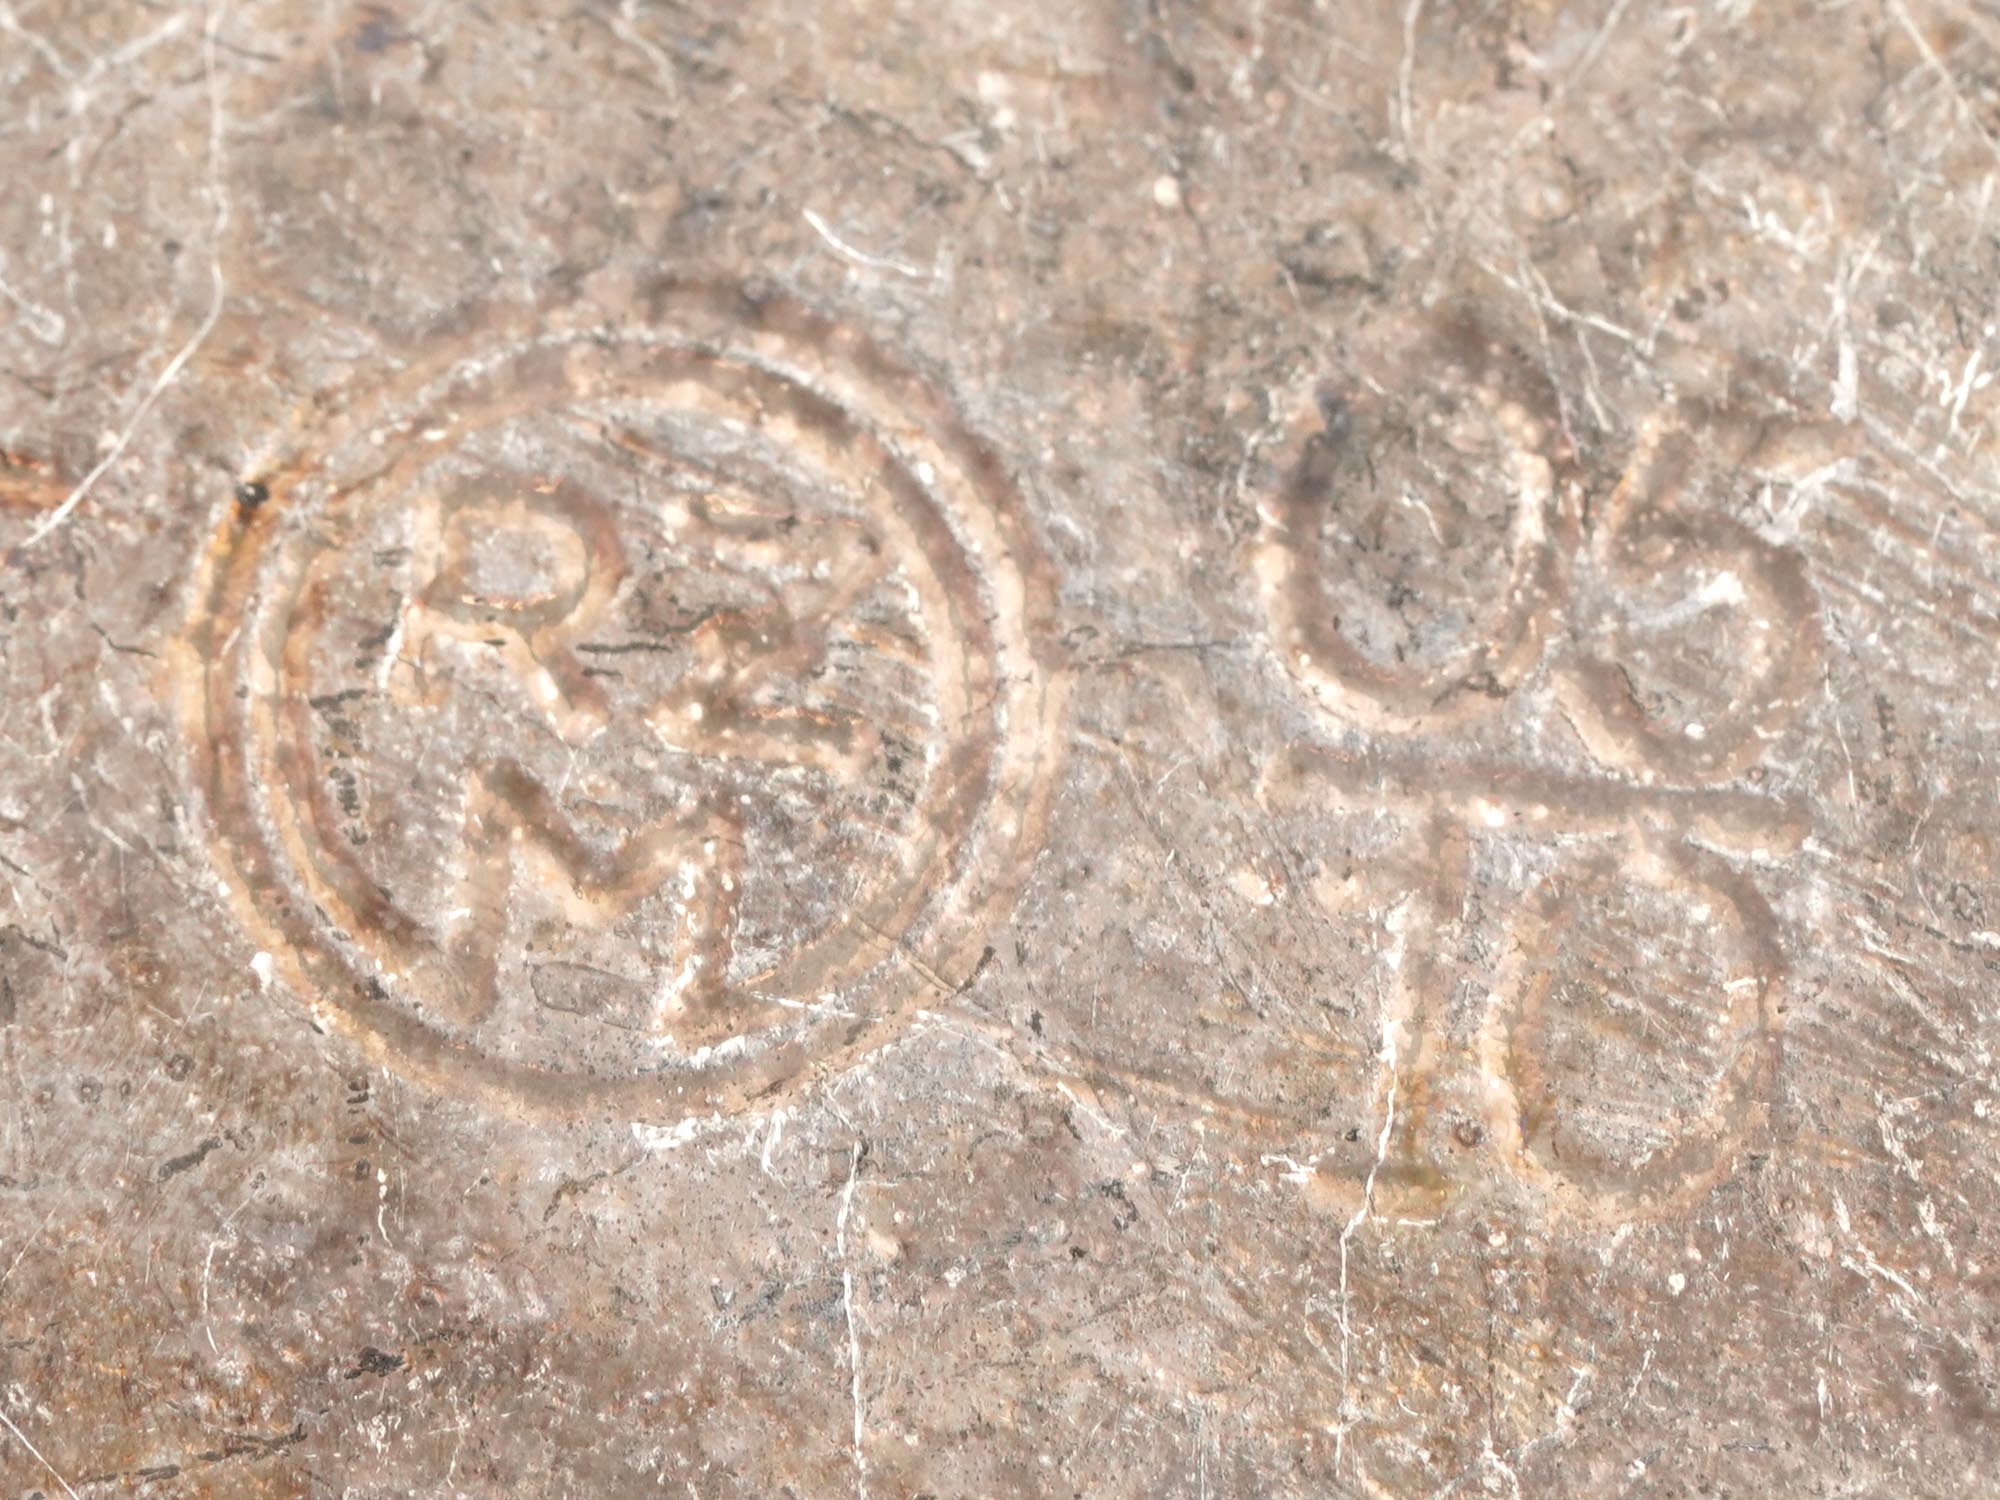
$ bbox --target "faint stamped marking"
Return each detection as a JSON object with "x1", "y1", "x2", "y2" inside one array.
[
  {"x1": 1254, "y1": 320, "x2": 1577, "y2": 730},
  {"x1": 179, "y1": 281, "x2": 1063, "y2": 1119},
  {"x1": 1476, "y1": 838, "x2": 1786, "y2": 1219},
  {"x1": 1554, "y1": 422, "x2": 1823, "y2": 783},
  {"x1": 1258, "y1": 746, "x2": 1799, "y2": 1223},
  {"x1": 1243, "y1": 380, "x2": 1826, "y2": 1218}
]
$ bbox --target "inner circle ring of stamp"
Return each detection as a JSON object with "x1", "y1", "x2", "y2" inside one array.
[{"x1": 181, "y1": 282, "x2": 1063, "y2": 1122}]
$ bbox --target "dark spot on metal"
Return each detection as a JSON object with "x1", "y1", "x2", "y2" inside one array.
[{"x1": 158, "y1": 1137, "x2": 222, "y2": 1180}]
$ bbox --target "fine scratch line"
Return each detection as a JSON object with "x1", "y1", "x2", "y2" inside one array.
[
  {"x1": 1395, "y1": 0, "x2": 1425, "y2": 155},
  {"x1": 1334, "y1": 981, "x2": 1402, "y2": 1473},
  {"x1": 803, "y1": 208, "x2": 928, "y2": 281},
  {"x1": 1889, "y1": 0, "x2": 2000, "y2": 169},
  {"x1": 22, "y1": 0, "x2": 232, "y2": 549},
  {"x1": 0, "y1": 1405, "x2": 82, "y2": 1500},
  {"x1": 836, "y1": 1141, "x2": 869, "y2": 1499}
]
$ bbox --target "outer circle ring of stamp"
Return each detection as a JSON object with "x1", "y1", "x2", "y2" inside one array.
[{"x1": 180, "y1": 281, "x2": 1063, "y2": 1122}]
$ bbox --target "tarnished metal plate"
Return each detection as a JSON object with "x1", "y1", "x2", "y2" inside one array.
[{"x1": 3, "y1": 2, "x2": 1999, "y2": 1496}]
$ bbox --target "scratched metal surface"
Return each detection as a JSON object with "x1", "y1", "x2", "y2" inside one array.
[{"x1": 3, "y1": 2, "x2": 1999, "y2": 1496}]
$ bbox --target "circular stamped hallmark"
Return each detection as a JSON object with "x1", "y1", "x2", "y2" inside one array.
[{"x1": 180, "y1": 281, "x2": 1063, "y2": 1121}]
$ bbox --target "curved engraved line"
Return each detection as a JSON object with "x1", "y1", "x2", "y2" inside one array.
[
  {"x1": 1475, "y1": 838, "x2": 1785, "y2": 1222},
  {"x1": 178, "y1": 280, "x2": 1067, "y2": 1122},
  {"x1": 1256, "y1": 390, "x2": 1572, "y2": 731},
  {"x1": 634, "y1": 281, "x2": 1075, "y2": 1095},
  {"x1": 422, "y1": 480, "x2": 619, "y2": 630},
  {"x1": 1555, "y1": 427, "x2": 1824, "y2": 784}
]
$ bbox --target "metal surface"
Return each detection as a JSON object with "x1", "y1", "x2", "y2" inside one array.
[{"x1": 3, "y1": 2, "x2": 1999, "y2": 1495}]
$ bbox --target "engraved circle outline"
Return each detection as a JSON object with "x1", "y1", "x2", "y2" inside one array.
[
  {"x1": 181, "y1": 280, "x2": 1063, "y2": 1121},
  {"x1": 1253, "y1": 348, "x2": 1574, "y2": 732},
  {"x1": 1476, "y1": 836, "x2": 1785, "y2": 1221}
]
